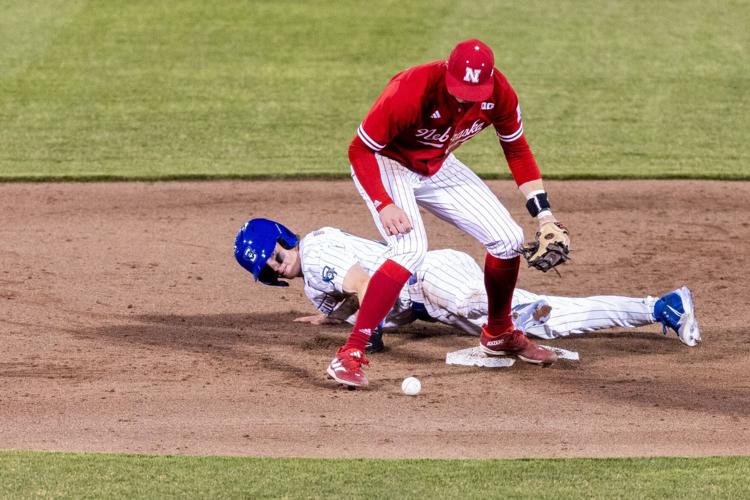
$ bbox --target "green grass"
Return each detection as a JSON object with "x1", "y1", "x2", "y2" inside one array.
[
  {"x1": 1, "y1": 451, "x2": 749, "y2": 499},
  {"x1": 1, "y1": 0, "x2": 748, "y2": 180}
]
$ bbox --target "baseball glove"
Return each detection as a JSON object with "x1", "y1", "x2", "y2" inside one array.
[{"x1": 522, "y1": 221, "x2": 570, "y2": 274}]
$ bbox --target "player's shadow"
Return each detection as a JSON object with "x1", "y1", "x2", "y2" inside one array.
[
  {"x1": 77, "y1": 311, "x2": 353, "y2": 389},
  {"x1": 379, "y1": 323, "x2": 473, "y2": 364},
  {"x1": 78, "y1": 311, "x2": 472, "y2": 386},
  {"x1": 549, "y1": 329, "x2": 685, "y2": 355},
  {"x1": 78, "y1": 312, "x2": 718, "y2": 394},
  {"x1": 83, "y1": 311, "x2": 325, "y2": 347}
]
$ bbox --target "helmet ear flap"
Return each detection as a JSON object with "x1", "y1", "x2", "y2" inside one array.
[
  {"x1": 277, "y1": 236, "x2": 297, "y2": 250},
  {"x1": 257, "y1": 265, "x2": 289, "y2": 287},
  {"x1": 276, "y1": 227, "x2": 299, "y2": 250}
]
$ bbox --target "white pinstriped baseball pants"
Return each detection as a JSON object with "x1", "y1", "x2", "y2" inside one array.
[
  {"x1": 352, "y1": 154, "x2": 524, "y2": 273},
  {"x1": 410, "y1": 249, "x2": 656, "y2": 338}
]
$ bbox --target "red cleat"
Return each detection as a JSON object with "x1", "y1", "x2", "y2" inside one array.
[
  {"x1": 480, "y1": 326, "x2": 557, "y2": 366},
  {"x1": 326, "y1": 347, "x2": 370, "y2": 387}
]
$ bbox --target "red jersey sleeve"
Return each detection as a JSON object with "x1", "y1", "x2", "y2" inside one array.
[
  {"x1": 491, "y1": 75, "x2": 542, "y2": 186},
  {"x1": 348, "y1": 136, "x2": 393, "y2": 210},
  {"x1": 349, "y1": 70, "x2": 424, "y2": 210},
  {"x1": 358, "y1": 72, "x2": 423, "y2": 151}
]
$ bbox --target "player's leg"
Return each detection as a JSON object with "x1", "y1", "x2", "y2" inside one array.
[
  {"x1": 347, "y1": 156, "x2": 428, "y2": 345},
  {"x1": 330, "y1": 157, "x2": 428, "y2": 386},
  {"x1": 521, "y1": 293, "x2": 657, "y2": 339},
  {"x1": 416, "y1": 155, "x2": 522, "y2": 330},
  {"x1": 352, "y1": 157, "x2": 428, "y2": 271},
  {"x1": 416, "y1": 254, "x2": 548, "y2": 335},
  {"x1": 416, "y1": 155, "x2": 554, "y2": 364},
  {"x1": 509, "y1": 288, "x2": 699, "y2": 346},
  {"x1": 417, "y1": 250, "x2": 488, "y2": 325}
]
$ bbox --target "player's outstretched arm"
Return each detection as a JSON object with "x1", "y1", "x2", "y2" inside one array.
[
  {"x1": 342, "y1": 263, "x2": 371, "y2": 298},
  {"x1": 296, "y1": 263, "x2": 372, "y2": 327},
  {"x1": 293, "y1": 314, "x2": 343, "y2": 325},
  {"x1": 294, "y1": 293, "x2": 360, "y2": 325}
]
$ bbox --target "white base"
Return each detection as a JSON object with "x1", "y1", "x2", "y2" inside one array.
[
  {"x1": 445, "y1": 346, "x2": 579, "y2": 368},
  {"x1": 445, "y1": 347, "x2": 515, "y2": 368},
  {"x1": 546, "y1": 346, "x2": 580, "y2": 361}
]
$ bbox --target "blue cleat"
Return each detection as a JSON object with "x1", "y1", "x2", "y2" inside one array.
[
  {"x1": 365, "y1": 325, "x2": 385, "y2": 353},
  {"x1": 653, "y1": 286, "x2": 701, "y2": 347}
]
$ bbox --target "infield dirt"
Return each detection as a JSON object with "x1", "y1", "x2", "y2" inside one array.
[{"x1": 1, "y1": 180, "x2": 748, "y2": 458}]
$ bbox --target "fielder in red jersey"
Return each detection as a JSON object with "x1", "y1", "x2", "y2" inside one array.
[{"x1": 326, "y1": 39, "x2": 571, "y2": 388}]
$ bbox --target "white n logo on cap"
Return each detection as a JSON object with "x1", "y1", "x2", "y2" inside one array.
[{"x1": 463, "y1": 67, "x2": 481, "y2": 83}]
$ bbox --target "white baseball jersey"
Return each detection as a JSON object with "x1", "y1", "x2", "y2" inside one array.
[
  {"x1": 299, "y1": 227, "x2": 416, "y2": 327},
  {"x1": 299, "y1": 227, "x2": 657, "y2": 338}
]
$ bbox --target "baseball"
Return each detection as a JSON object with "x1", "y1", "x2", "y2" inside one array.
[{"x1": 401, "y1": 376, "x2": 421, "y2": 396}]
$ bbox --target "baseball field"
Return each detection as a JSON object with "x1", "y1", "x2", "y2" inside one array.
[{"x1": 2, "y1": 0, "x2": 749, "y2": 498}]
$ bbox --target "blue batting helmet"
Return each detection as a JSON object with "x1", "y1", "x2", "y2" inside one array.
[{"x1": 234, "y1": 218, "x2": 299, "y2": 287}]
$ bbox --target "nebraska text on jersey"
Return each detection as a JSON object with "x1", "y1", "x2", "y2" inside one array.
[{"x1": 357, "y1": 61, "x2": 526, "y2": 176}]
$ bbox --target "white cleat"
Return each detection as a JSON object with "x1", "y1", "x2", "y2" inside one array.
[{"x1": 675, "y1": 286, "x2": 701, "y2": 347}]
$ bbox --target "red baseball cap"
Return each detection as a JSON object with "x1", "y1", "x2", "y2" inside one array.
[{"x1": 445, "y1": 39, "x2": 495, "y2": 102}]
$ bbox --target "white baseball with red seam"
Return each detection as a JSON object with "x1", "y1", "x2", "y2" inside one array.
[{"x1": 401, "y1": 376, "x2": 421, "y2": 396}]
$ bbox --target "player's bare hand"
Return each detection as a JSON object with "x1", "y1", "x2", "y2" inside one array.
[
  {"x1": 379, "y1": 204, "x2": 413, "y2": 235},
  {"x1": 293, "y1": 314, "x2": 340, "y2": 325}
]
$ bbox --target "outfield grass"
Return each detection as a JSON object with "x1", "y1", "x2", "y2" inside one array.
[
  {"x1": 1, "y1": 0, "x2": 748, "y2": 180},
  {"x1": 1, "y1": 451, "x2": 748, "y2": 499}
]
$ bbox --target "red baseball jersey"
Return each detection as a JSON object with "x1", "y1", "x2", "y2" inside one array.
[{"x1": 349, "y1": 61, "x2": 541, "y2": 210}]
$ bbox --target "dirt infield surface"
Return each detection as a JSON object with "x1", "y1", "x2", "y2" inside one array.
[{"x1": 1, "y1": 180, "x2": 749, "y2": 459}]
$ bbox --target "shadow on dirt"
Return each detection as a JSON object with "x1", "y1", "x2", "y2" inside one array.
[
  {"x1": 77, "y1": 311, "x2": 463, "y2": 388},
  {"x1": 79, "y1": 313, "x2": 750, "y2": 415},
  {"x1": 85, "y1": 311, "x2": 460, "y2": 352}
]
